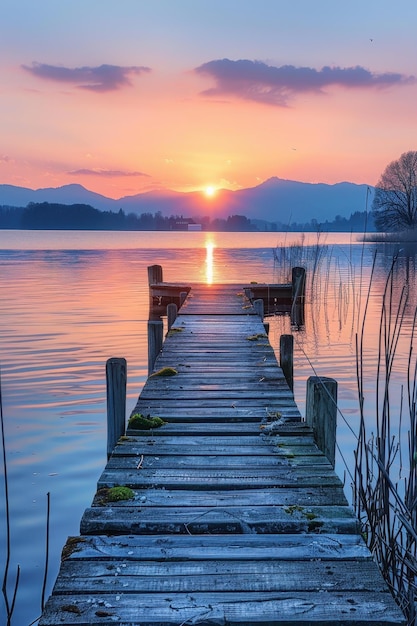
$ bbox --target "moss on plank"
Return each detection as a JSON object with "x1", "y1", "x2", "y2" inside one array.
[
  {"x1": 128, "y1": 413, "x2": 166, "y2": 430},
  {"x1": 150, "y1": 366, "x2": 178, "y2": 377}
]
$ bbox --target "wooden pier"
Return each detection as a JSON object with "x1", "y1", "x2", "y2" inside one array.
[{"x1": 39, "y1": 273, "x2": 405, "y2": 625}]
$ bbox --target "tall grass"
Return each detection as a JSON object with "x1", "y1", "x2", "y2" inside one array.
[{"x1": 354, "y1": 255, "x2": 417, "y2": 625}]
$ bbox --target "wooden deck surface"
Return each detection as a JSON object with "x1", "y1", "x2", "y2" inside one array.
[{"x1": 39, "y1": 284, "x2": 405, "y2": 625}]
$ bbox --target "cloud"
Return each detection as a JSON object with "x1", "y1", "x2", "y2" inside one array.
[
  {"x1": 68, "y1": 168, "x2": 150, "y2": 177},
  {"x1": 194, "y1": 59, "x2": 415, "y2": 106},
  {"x1": 0, "y1": 155, "x2": 10, "y2": 163},
  {"x1": 22, "y1": 62, "x2": 151, "y2": 92}
]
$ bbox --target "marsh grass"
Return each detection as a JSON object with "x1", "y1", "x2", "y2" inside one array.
[
  {"x1": 273, "y1": 231, "x2": 328, "y2": 290},
  {"x1": 354, "y1": 255, "x2": 417, "y2": 625}
]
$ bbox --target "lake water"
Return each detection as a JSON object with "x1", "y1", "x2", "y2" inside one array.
[{"x1": 0, "y1": 229, "x2": 415, "y2": 626}]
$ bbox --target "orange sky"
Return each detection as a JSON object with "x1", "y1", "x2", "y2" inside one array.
[{"x1": 1, "y1": 1, "x2": 417, "y2": 199}]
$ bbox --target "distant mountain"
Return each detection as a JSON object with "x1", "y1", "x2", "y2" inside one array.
[
  {"x1": 0, "y1": 178, "x2": 372, "y2": 224},
  {"x1": 0, "y1": 183, "x2": 116, "y2": 211}
]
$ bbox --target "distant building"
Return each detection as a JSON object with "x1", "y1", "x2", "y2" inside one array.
[{"x1": 172, "y1": 217, "x2": 202, "y2": 231}]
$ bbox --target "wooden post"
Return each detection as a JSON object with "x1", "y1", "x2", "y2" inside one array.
[
  {"x1": 253, "y1": 298, "x2": 264, "y2": 320},
  {"x1": 106, "y1": 357, "x2": 127, "y2": 459},
  {"x1": 148, "y1": 319, "x2": 163, "y2": 375},
  {"x1": 280, "y1": 334, "x2": 294, "y2": 392},
  {"x1": 148, "y1": 264, "x2": 163, "y2": 285},
  {"x1": 167, "y1": 302, "x2": 177, "y2": 331},
  {"x1": 291, "y1": 266, "x2": 306, "y2": 327},
  {"x1": 305, "y1": 376, "x2": 337, "y2": 467}
]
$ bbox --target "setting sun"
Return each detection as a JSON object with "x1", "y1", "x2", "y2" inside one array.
[{"x1": 204, "y1": 186, "x2": 216, "y2": 198}]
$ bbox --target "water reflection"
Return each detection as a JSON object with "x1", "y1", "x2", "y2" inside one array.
[{"x1": 205, "y1": 239, "x2": 215, "y2": 284}]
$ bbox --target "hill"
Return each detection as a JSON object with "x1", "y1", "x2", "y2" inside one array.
[{"x1": 0, "y1": 178, "x2": 372, "y2": 224}]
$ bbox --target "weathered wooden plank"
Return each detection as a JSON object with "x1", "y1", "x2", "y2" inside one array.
[
  {"x1": 120, "y1": 423, "x2": 313, "y2": 437},
  {"x1": 104, "y1": 454, "x2": 332, "y2": 471},
  {"x1": 144, "y1": 375, "x2": 286, "y2": 385},
  {"x1": 139, "y1": 389, "x2": 295, "y2": 401},
  {"x1": 80, "y1": 504, "x2": 358, "y2": 535},
  {"x1": 91, "y1": 486, "x2": 348, "y2": 508},
  {"x1": 97, "y1": 466, "x2": 343, "y2": 490},
  {"x1": 53, "y1": 559, "x2": 389, "y2": 593},
  {"x1": 133, "y1": 397, "x2": 300, "y2": 408},
  {"x1": 112, "y1": 442, "x2": 321, "y2": 457},
  {"x1": 129, "y1": 407, "x2": 302, "y2": 421},
  {"x1": 61, "y1": 533, "x2": 372, "y2": 562},
  {"x1": 39, "y1": 590, "x2": 404, "y2": 625},
  {"x1": 116, "y1": 435, "x2": 314, "y2": 448}
]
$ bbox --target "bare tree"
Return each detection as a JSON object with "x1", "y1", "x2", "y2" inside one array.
[{"x1": 372, "y1": 151, "x2": 417, "y2": 231}]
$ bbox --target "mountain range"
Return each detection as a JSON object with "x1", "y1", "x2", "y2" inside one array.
[{"x1": 0, "y1": 177, "x2": 373, "y2": 224}]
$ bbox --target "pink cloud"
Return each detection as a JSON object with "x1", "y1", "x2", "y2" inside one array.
[
  {"x1": 68, "y1": 169, "x2": 150, "y2": 178},
  {"x1": 22, "y1": 62, "x2": 151, "y2": 92},
  {"x1": 195, "y1": 59, "x2": 415, "y2": 106}
]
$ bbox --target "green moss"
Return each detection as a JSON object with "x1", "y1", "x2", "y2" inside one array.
[
  {"x1": 167, "y1": 327, "x2": 184, "y2": 336},
  {"x1": 284, "y1": 505, "x2": 304, "y2": 516},
  {"x1": 150, "y1": 366, "x2": 178, "y2": 377},
  {"x1": 308, "y1": 520, "x2": 324, "y2": 532},
  {"x1": 266, "y1": 410, "x2": 282, "y2": 420},
  {"x1": 247, "y1": 333, "x2": 268, "y2": 341},
  {"x1": 61, "y1": 604, "x2": 82, "y2": 615},
  {"x1": 61, "y1": 536, "x2": 86, "y2": 561},
  {"x1": 284, "y1": 505, "x2": 320, "y2": 528},
  {"x1": 128, "y1": 413, "x2": 166, "y2": 430},
  {"x1": 106, "y1": 486, "x2": 135, "y2": 502}
]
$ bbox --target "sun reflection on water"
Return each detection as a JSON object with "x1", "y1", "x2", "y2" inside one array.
[{"x1": 205, "y1": 239, "x2": 215, "y2": 284}]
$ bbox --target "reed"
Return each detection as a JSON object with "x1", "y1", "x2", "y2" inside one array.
[
  {"x1": 0, "y1": 370, "x2": 19, "y2": 626},
  {"x1": 0, "y1": 371, "x2": 51, "y2": 626},
  {"x1": 354, "y1": 254, "x2": 417, "y2": 625}
]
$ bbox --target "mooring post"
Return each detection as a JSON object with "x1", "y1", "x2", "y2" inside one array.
[
  {"x1": 291, "y1": 266, "x2": 306, "y2": 327},
  {"x1": 180, "y1": 291, "x2": 188, "y2": 308},
  {"x1": 148, "y1": 319, "x2": 163, "y2": 375},
  {"x1": 147, "y1": 264, "x2": 163, "y2": 284},
  {"x1": 280, "y1": 334, "x2": 294, "y2": 392},
  {"x1": 106, "y1": 357, "x2": 127, "y2": 459},
  {"x1": 167, "y1": 302, "x2": 178, "y2": 331},
  {"x1": 305, "y1": 376, "x2": 337, "y2": 467},
  {"x1": 253, "y1": 298, "x2": 264, "y2": 320}
]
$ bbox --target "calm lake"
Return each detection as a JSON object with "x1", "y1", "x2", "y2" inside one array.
[{"x1": 1, "y1": 229, "x2": 415, "y2": 625}]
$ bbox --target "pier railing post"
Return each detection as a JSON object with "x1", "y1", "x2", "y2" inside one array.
[
  {"x1": 147, "y1": 264, "x2": 163, "y2": 284},
  {"x1": 167, "y1": 302, "x2": 178, "y2": 331},
  {"x1": 148, "y1": 319, "x2": 163, "y2": 375},
  {"x1": 305, "y1": 376, "x2": 337, "y2": 467},
  {"x1": 253, "y1": 298, "x2": 264, "y2": 320},
  {"x1": 106, "y1": 357, "x2": 127, "y2": 459},
  {"x1": 180, "y1": 291, "x2": 188, "y2": 308},
  {"x1": 280, "y1": 334, "x2": 294, "y2": 392}
]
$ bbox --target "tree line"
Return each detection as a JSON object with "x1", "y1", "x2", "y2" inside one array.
[{"x1": 0, "y1": 201, "x2": 373, "y2": 232}]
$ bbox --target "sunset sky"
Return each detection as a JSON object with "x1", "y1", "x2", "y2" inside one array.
[{"x1": 1, "y1": 0, "x2": 417, "y2": 199}]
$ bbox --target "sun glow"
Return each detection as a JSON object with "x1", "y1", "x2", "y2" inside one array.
[{"x1": 204, "y1": 186, "x2": 216, "y2": 198}]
